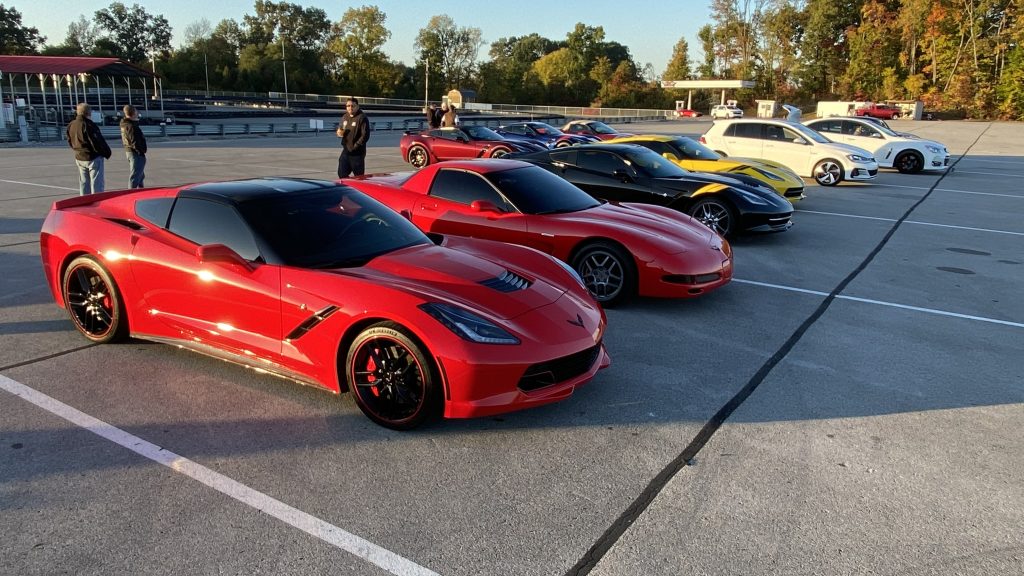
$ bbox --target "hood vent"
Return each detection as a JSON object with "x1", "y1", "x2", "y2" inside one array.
[{"x1": 479, "y1": 270, "x2": 531, "y2": 293}]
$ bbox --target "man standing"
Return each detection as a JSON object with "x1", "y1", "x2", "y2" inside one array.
[
  {"x1": 426, "y1": 103, "x2": 442, "y2": 129},
  {"x1": 120, "y1": 105, "x2": 147, "y2": 188},
  {"x1": 66, "y1": 103, "x2": 112, "y2": 195},
  {"x1": 336, "y1": 97, "x2": 370, "y2": 177}
]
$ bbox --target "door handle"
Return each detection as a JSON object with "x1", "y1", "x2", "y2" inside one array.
[{"x1": 419, "y1": 202, "x2": 436, "y2": 211}]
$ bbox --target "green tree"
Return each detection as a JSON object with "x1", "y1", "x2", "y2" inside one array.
[
  {"x1": 795, "y1": 0, "x2": 864, "y2": 99},
  {"x1": 697, "y1": 24, "x2": 717, "y2": 77},
  {"x1": 235, "y1": 1, "x2": 331, "y2": 93},
  {"x1": 414, "y1": 15, "x2": 483, "y2": 92},
  {"x1": 326, "y1": 5, "x2": 396, "y2": 95},
  {"x1": 478, "y1": 34, "x2": 555, "y2": 101},
  {"x1": 842, "y1": 0, "x2": 903, "y2": 98},
  {"x1": 663, "y1": 37, "x2": 691, "y2": 81},
  {"x1": 0, "y1": 4, "x2": 45, "y2": 54},
  {"x1": 93, "y1": 2, "x2": 172, "y2": 62}
]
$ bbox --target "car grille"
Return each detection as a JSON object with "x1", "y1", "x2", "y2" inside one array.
[
  {"x1": 518, "y1": 344, "x2": 601, "y2": 392},
  {"x1": 868, "y1": 169, "x2": 878, "y2": 176},
  {"x1": 784, "y1": 187, "x2": 804, "y2": 198},
  {"x1": 479, "y1": 270, "x2": 531, "y2": 292},
  {"x1": 663, "y1": 272, "x2": 722, "y2": 285}
]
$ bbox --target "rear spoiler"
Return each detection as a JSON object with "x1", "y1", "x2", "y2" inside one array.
[{"x1": 53, "y1": 187, "x2": 160, "y2": 210}]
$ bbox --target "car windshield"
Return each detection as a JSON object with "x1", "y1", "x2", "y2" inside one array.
[
  {"x1": 588, "y1": 121, "x2": 617, "y2": 135},
  {"x1": 866, "y1": 122, "x2": 899, "y2": 137},
  {"x1": 790, "y1": 123, "x2": 832, "y2": 144},
  {"x1": 670, "y1": 137, "x2": 722, "y2": 160},
  {"x1": 238, "y1": 186, "x2": 430, "y2": 269},
  {"x1": 621, "y1": 147, "x2": 690, "y2": 178},
  {"x1": 462, "y1": 125, "x2": 504, "y2": 141},
  {"x1": 485, "y1": 166, "x2": 600, "y2": 215},
  {"x1": 530, "y1": 122, "x2": 563, "y2": 135}
]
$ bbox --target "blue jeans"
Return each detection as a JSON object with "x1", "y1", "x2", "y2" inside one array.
[
  {"x1": 126, "y1": 151, "x2": 146, "y2": 188},
  {"x1": 75, "y1": 158, "x2": 105, "y2": 195}
]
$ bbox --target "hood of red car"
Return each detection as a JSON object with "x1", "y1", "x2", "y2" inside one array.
[
  {"x1": 550, "y1": 203, "x2": 714, "y2": 254},
  {"x1": 346, "y1": 243, "x2": 566, "y2": 320}
]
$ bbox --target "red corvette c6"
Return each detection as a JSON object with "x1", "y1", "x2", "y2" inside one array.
[
  {"x1": 343, "y1": 160, "x2": 733, "y2": 306},
  {"x1": 39, "y1": 178, "x2": 609, "y2": 429},
  {"x1": 400, "y1": 126, "x2": 545, "y2": 168}
]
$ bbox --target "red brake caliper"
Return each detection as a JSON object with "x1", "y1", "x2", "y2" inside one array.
[{"x1": 367, "y1": 347, "x2": 380, "y2": 396}]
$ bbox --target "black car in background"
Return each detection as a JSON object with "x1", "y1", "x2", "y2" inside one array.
[{"x1": 513, "y1": 143, "x2": 793, "y2": 237}]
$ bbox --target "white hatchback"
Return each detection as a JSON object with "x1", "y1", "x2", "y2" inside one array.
[
  {"x1": 700, "y1": 119, "x2": 878, "y2": 186},
  {"x1": 803, "y1": 117, "x2": 950, "y2": 174}
]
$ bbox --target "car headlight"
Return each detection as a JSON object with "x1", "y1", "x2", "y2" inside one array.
[
  {"x1": 733, "y1": 188, "x2": 767, "y2": 205},
  {"x1": 846, "y1": 154, "x2": 872, "y2": 163},
  {"x1": 925, "y1": 145, "x2": 943, "y2": 154},
  {"x1": 419, "y1": 303, "x2": 520, "y2": 345},
  {"x1": 752, "y1": 167, "x2": 784, "y2": 181}
]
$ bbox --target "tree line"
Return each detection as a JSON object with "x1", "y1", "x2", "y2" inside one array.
[{"x1": 2, "y1": 1, "x2": 1023, "y2": 119}]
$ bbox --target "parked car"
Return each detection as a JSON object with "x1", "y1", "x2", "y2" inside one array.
[
  {"x1": 710, "y1": 105, "x2": 744, "y2": 119},
  {"x1": 513, "y1": 143, "x2": 794, "y2": 238},
  {"x1": 700, "y1": 119, "x2": 879, "y2": 186},
  {"x1": 675, "y1": 108, "x2": 702, "y2": 118},
  {"x1": 609, "y1": 134, "x2": 805, "y2": 200},
  {"x1": 401, "y1": 126, "x2": 545, "y2": 168},
  {"x1": 854, "y1": 103, "x2": 901, "y2": 120},
  {"x1": 39, "y1": 178, "x2": 609, "y2": 429},
  {"x1": 803, "y1": 117, "x2": 950, "y2": 174},
  {"x1": 561, "y1": 120, "x2": 633, "y2": 140},
  {"x1": 495, "y1": 121, "x2": 599, "y2": 148},
  {"x1": 344, "y1": 159, "x2": 733, "y2": 306}
]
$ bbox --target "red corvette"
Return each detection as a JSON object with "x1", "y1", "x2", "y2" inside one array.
[
  {"x1": 561, "y1": 120, "x2": 634, "y2": 141},
  {"x1": 39, "y1": 178, "x2": 609, "y2": 429},
  {"x1": 400, "y1": 126, "x2": 545, "y2": 169},
  {"x1": 343, "y1": 160, "x2": 733, "y2": 306}
]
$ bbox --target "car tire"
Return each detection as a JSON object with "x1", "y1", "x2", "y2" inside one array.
[
  {"x1": 894, "y1": 150, "x2": 924, "y2": 174},
  {"x1": 687, "y1": 196, "x2": 738, "y2": 238},
  {"x1": 61, "y1": 255, "x2": 129, "y2": 343},
  {"x1": 408, "y1": 145, "x2": 430, "y2": 168},
  {"x1": 489, "y1": 147, "x2": 512, "y2": 159},
  {"x1": 812, "y1": 158, "x2": 843, "y2": 186},
  {"x1": 570, "y1": 241, "x2": 636, "y2": 307},
  {"x1": 345, "y1": 322, "x2": 442, "y2": 430},
  {"x1": 554, "y1": 140, "x2": 572, "y2": 148}
]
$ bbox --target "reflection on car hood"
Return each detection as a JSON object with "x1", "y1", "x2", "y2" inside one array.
[
  {"x1": 341, "y1": 243, "x2": 564, "y2": 320},
  {"x1": 823, "y1": 141, "x2": 876, "y2": 158},
  {"x1": 551, "y1": 203, "x2": 713, "y2": 254}
]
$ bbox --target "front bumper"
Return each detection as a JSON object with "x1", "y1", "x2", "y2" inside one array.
[
  {"x1": 637, "y1": 247, "x2": 734, "y2": 299},
  {"x1": 846, "y1": 163, "x2": 879, "y2": 181}
]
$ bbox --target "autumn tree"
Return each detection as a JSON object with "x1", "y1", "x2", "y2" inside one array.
[
  {"x1": 0, "y1": 4, "x2": 45, "y2": 54},
  {"x1": 663, "y1": 37, "x2": 692, "y2": 81}
]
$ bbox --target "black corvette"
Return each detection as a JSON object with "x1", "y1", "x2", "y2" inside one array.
[{"x1": 513, "y1": 143, "x2": 793, "y2": 237}]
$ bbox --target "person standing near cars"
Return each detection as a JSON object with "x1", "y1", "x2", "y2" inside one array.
[
  {"x1": 66, "y1": 102, "x2": 112, "y2": 195},
  {"x1": 120, "y1": 105, "x2": 148, "y2": 188},
  {"x1": 336, "y1": 97, "x2": 370, "y2": 177},
  {"x1": 426, "y1": 103, "x2": 442, "y2": 128},
  {"x1": 441, "y1": 102, "x2": 458, "y2": 128}
]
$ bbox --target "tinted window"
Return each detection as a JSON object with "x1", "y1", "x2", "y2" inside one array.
[
  {"x1": 429, "y1": 169, "x2": 514, "y2": 211},
  {"x1": 168, "y1": 198, "x2": 261, "y2": 261},
  {"x1": 135, "y1": 198, "x2": 173, "y2": 227},
  {"x1": 812, "y1": 120, "x2": 845, "y2": 134},
  {"x1": 578, "y1": 150, "x2": 630, "y2": 174},
  {"x1": 435, "y1": 128, "x2": 464, "y2": 141},
  {"x1": 635, "y1": 140, "x2": 674, "y2": 157},
  {"x1": 849, "y1": 122, "x2": 881, "y2": 138},
  {"x1": 485, "y1": 166, "x2": 599, "y2": 215},
  {"x1": 502, "y1": 125, "x2": 526, "y2": 135},
  {"x1": 462, "y1": 125, "x2": 503, "y2": 141},
  {"x1": 550, "y1": 149, "x2": 577, "y2": 165},
  {"x1": 237, "y1": 186, "x2": 429, "y2": 269},
  {"x1": 670, "y1": 137, "x2": 721, "y2": 160},
  {"x1": 621, "y1": 147, "x2": 690, "y2": 178},
  {"x1": 731, "y1": 123, "x2": 763, "y2": 139}
]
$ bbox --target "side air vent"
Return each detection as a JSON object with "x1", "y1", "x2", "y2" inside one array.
[
  {"x1": 479, "y1": 270, "x2": 531, "y2": 293},
  {"x1": 104, "y1": 218, "x2": 145, "y2": 231}
]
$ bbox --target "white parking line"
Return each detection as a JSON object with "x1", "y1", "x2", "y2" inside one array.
[
  {"x1": 0, "y1": 179, "x2": 77, "y2": 191},
  {"x1": 795, "y1": 209, "x2": 1024, "y2": 235},
  {"x1": 0, "y1": 374, "x2": 440, "y2": 576},
  {"x1": 936, "y1": 188, "x2": 1024, "y2": 198},
  {"x1": 955, "y1": 170, "x2": 1024, "y2": 177},
  {"x1": 959, "y1": 158, "x2": 1024, "y2": 166},
  {"x1": 732, "y1": 279, "x2": 1024, "y2": 329}
]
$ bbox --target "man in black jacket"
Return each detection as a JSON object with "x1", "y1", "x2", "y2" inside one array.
[
  {"x1": 119, "y1": 105, "x2": 147, "y2": 188},
  {"x1": 66, "y1": 103, "x2": 112, "y2": 195},
  {"x1": 336, "y1": 97, "x2": 370, "y2": 177}
]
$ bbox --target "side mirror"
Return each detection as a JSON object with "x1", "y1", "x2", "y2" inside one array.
[
  {"x1": 612, "y1": 169, "x2": 633, "y2": 183},
  {"x1": 197, "y1": 244, "x2": 252, "y2": 271},
  {"x1": 399, "y1": 209, "x2": 413, "y2": 221},
  {"x1": 470, "y1": 200, "x2": 501, "y2": 213}
]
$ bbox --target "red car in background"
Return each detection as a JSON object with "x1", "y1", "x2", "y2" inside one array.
[
  {"x1": 855, "y1": 103, "x2": 902, "y2": 120},
  {"x1": 561, "y1": 120, "x2": 634, "y2": 140},
  {"x1": 344, "y1": 160, "x2": 733, "y2": 306},
  {"x1": 39, "y1": 178, "x2": 608, "y2": 429},
  {"x1": 400, "y1": 126, "x2": 545, "y2": 168},
  {"x1": 675, "y1": 108, "x2": 702, "y2": 118}
]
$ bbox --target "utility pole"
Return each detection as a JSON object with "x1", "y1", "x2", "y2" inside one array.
[
  {"x1": 424, "y1": 56, "x2": 429, "y2": 107},
  {"x1": 204, "y1": 52, "x2": 210, "y2": 97},
  {"x1": 151, "y1": 54, "x2": 158, "y2": 100},
  {"x1": 280, "y1": 21, "x2": 289, "y2": 109}
]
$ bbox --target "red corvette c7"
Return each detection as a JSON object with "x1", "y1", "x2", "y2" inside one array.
[
  {"x1": 39, "y1": 178, "x2": 609, "y2": 429},
  {"x1": 343, "y1": 160, "x2": 733, "y2": 306}
]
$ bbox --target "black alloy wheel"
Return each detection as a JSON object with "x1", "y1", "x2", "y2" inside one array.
[
  {"x1": 490, "y1": 147, "x2": 511, "y2": 159},
  {"x1": 62, "y1": 255, "x2": 128, "y2": 343},
  {"x1": 813, "y1": 158, "x2": 843, "y2": 186},
  {"x1": 408, "y1": 145, "x2": 430, "y2": 168},
  {"x1": 688, "y1": 196, "x2": 737, "y2": 238},
  {"x1": 894, "y1": 150, "x2": 924, "y2": 174},
  {"x1": 346, "y1": 322, "x2": 440, "y2": 430},
  {"x1": 571, "y1": 241, "x2": 636, "y2": 307}
]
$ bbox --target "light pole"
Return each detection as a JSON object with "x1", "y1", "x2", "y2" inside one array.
[
  {"x1": 151, "y1": 53, "x2": 158, "y2": 100},
  {"x1": 279, "y1": 21, "x2": 289, "y2": 109},
  {"x1": 204, "y1": 51, "x2": 210, "y2": 97},
  {"x1": 0, "y1": 69, "x2": 6, "y2": 129}
]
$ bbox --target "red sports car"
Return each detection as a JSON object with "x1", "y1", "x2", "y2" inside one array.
[
  {"x1": 343, "y1": 160, "x2": 733, "y2": 306},
  {"x1": 39, "y1": 178, "x2": 609, "y2": 429},
  {"x1": 401, "y1": 126, "x2": 545, "y2": 168},
  {"x1": 675, "y1": 109, "x2": 702, "y2": 118},
  {"x1": 560, "y1": 120, "x2": 634, "y2": 141}
]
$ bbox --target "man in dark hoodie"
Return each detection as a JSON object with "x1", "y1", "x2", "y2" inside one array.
[
  {"x1": 66, "y1": 103, "x2": 112, "y2": 195},
  {"x1": 119, "y1": 105, "x2": 147, "y2": 188},
  {"x1": 336, "y1": 97, "x2": 370, "y2": 177}
]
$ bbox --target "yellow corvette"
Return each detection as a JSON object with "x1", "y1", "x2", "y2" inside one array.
[{"x1": 610, "y1": 134, "x2": 805, "y2": 200}]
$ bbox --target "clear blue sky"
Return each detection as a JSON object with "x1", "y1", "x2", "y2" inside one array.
[{"x1": 16, "y1": 0, "x2": 710, "y2": 77}]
